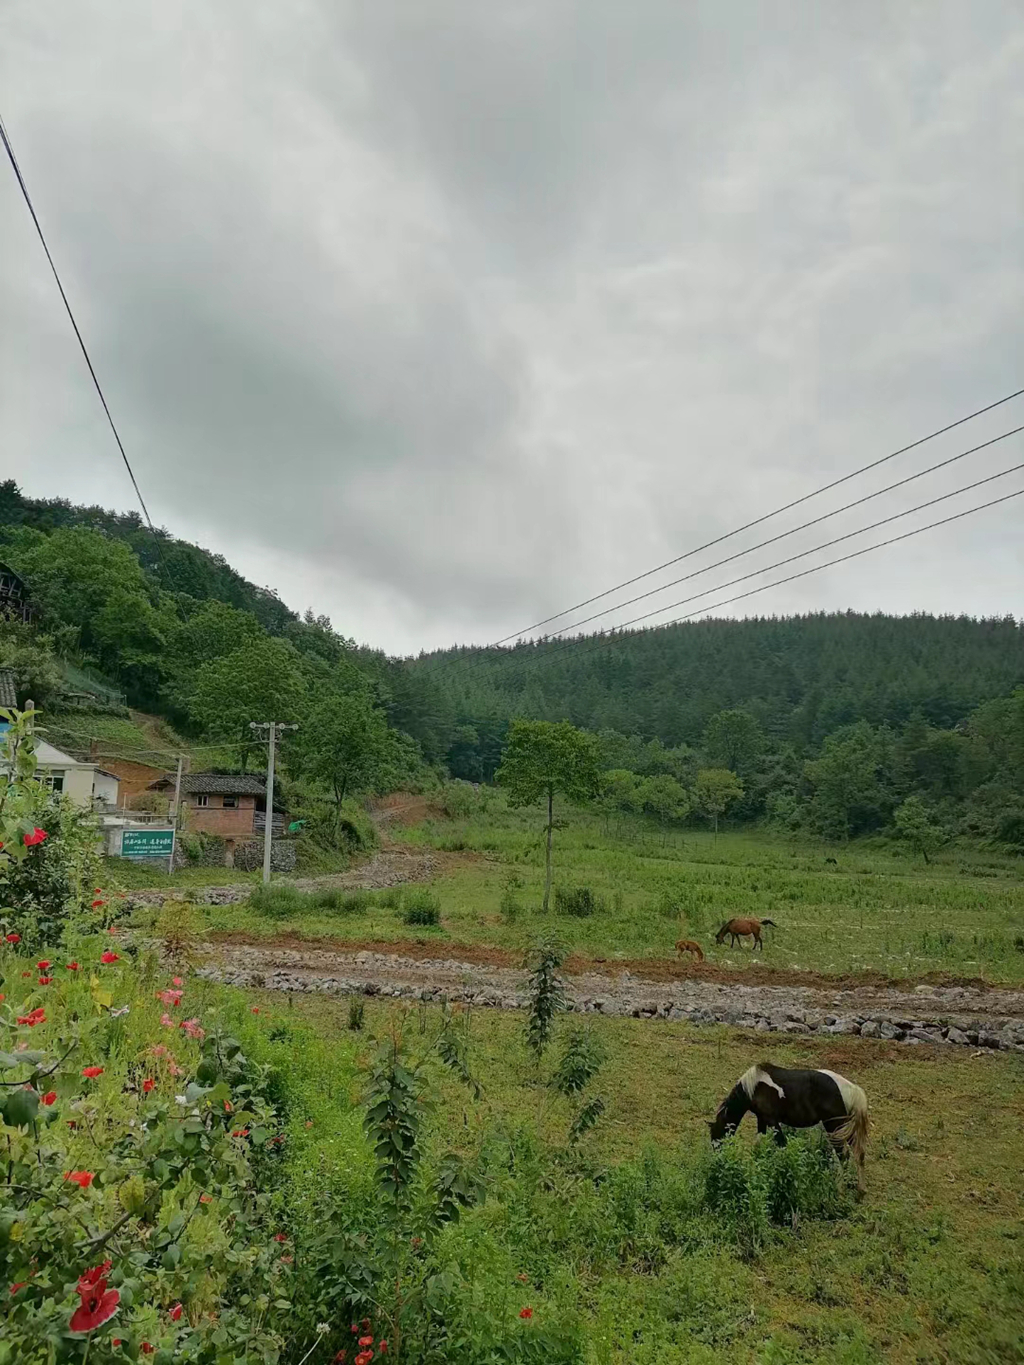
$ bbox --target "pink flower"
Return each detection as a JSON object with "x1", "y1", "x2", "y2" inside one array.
[
  {"x1": 179, "y1": 1017, "x2": 205, "y2": 1040},
  {"x1": 160, "y1": 1013, "x2": 175, "y2": 1028},
  {"x1": 172, "y1": 976, "x2": 183, "y2": 986},
  {"x1": 155, "y1": 989, "x2": 183, "y2": 1007}
]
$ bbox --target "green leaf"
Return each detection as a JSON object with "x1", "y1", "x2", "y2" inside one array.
[{"x1": 2, "y1": 1088, "x2": 39, "y2": 1128}]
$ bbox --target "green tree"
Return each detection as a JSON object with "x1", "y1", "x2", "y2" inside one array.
[
  {"x1": 893, "y1": 795, "x2": 946, "y2": 864},
  {"x1": 693, "y1": 767, "x2": 744, "y2": 838},
  {"x1": 600, "y1": 768, "x2": 641, "y2": 815},
  {"x1": 294, "y1": 688, "x2": 397, "y2": 829},
  {"x1": 188, "y1": 637, "x2": 305, "y2": 770},
  {"x1": 636, "y1": 773, "x2": 691, "y2": 823},
  {"x1": 701, "y1": 708, "x2": 764, "y2": 775},
  {"x1": 496, "y1": 719, "x2": 600, "y2": 912},
  {"x1": 803, "y1": 722, "x2": 894, "y2": 840}
]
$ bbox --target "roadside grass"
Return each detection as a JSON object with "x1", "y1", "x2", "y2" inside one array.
[
  {"x1": 236, "y1": 987, "x2": 1024, "y2": 1363},
  {"x1": 196, "y1": 795, "x2": 1024, "y2": 984}
]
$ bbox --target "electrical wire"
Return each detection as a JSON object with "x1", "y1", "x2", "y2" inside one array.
[
  {"x1": 542, "y1": 424, "x2": 1024, "y2": 640},
  {"x1": 484, "y1": 385, "x2": 1024, "y2": 648},
  {"x1": 0, "y1": 109, "x2": 155, "y2": 529},
  {"x1": 507, "y1": 485, "x2": 1024, "y2": 674}
]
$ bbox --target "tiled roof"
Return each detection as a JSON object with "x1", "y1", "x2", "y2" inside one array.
[
  {"x1": 0, "y1": 669, "x2": 17, "y2": 709},
  {"x1": 181, "y1": 772, "x2": 266, "y2": 796}
]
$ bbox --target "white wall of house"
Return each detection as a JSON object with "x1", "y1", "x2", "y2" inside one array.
[
  {"x1": 91, "y1": 771, "x2": 120, "y2": 806},
  {"x1": 30, "y1": 740, "x2": 120, "y2": 811}
]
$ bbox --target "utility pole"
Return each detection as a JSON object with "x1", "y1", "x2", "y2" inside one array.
[
  {"x1": 168, "y1": 754, "x2": 185, "y2": 878},
  {"x1": 250, "y1": 722, "x2": 297, "y2": 883}
]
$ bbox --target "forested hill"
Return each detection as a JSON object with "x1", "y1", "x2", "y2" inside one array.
[
  {"x1": 0, "y1": 480, "x2": 296, "y2": 634},
  {"x1": 417, "y1": 612, "x2": 1024, "y2": 753}
]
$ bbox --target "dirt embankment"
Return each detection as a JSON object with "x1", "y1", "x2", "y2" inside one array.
[{"x1": 197, "y1": 937, "x2": 1024, "y2": 1054}]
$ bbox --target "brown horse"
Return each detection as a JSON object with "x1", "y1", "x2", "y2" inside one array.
[
  {"x1": 715, "y1": 916, "x2": 777, "y2": 950},
  {"x1": 675, "y1": 939, "x2": 705, "y2": 963}
]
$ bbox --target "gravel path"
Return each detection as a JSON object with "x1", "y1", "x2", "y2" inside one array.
[{"x1": 198, "y1": 941, "x2": 1024, "y2": 1053}]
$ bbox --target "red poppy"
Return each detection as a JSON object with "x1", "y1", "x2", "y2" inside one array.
[
  {"x1": 273, "y1": 1233, "x2": 287, "y2": 1243},
  {"x1": 64, "y1": 1171, "x2": 95, "y2": 1188},
  {"x1": 91, "y1": 899, "x2": 105, "y2": 909},
  {"x1": 37, "y1": 960, "x2": 51, "y2": 970},
  {"x1": 359, "y1": 1336, "x2": 374, "y2": 1347},
  {"x1": 379, "y1": 1343, "x2": 388, "y2": 1355},
  {"x1": 10, "y1": 1282, "x2": 28, "y2": 1294},
  {"x1": 355, "y1": 1353, "x2": 373, "y2": 1365},
  {"x1": 351, "y1": 1324, "x2": 359, "y2": 1333},
  {"x1": 0, "y1": 994, "x2": 4, "y2": 1002},
  {"x1": 100, "y1": 952, "x2": 120, "y2": 964},
  {"x1": 251, "y1": 1007, "x2": 260, "y2": 1014},
  {"x1": 169, "y1": 1302, "x2": 183, "y2": 1321},
  {"x1": 113, "y1": 1340, "x2": 122, "y2": 1348},
  {"x1": 41, "y1": 1091, "x2": 57, "y2": 1106},
  {"x1": 38, "y1": 976, "x2": 53, "y2": 986},
  {"x1": 519, "y1": 1307, "x2": 533, "y2": 1319},
  {"x1": 231, "y1": 1128, "x2": 250, "y2": 1138},
  {"x1": 199, "y1": 1193, "x2": 212, "y2": 1204},
  {"x1": 66, "y1": 961, "x2": 80, "y2": 971},
  {"x1": 140, "y1": 1344, "x2": 154, "y2": 1355},
  {"x1": 23, "y1": 827, "x2": 48, "y2": 847},
  {"x1": 69, "y1": 1261, "x2": 119, "y2": 1333},
  {"x1": 4, "y1": 932, "x2": 20, "y2": 943},
  {"x1": 17, "y1": 1007, "x2": 45, "y2": 1027},
  {"x1": 333, "y1": 1353, "x2": 348, "y2": 1364},
  {"x1": 172, "y1": 976, "x2": 183, "y2": 986},
  {"x1": 82, "y1": 1066, "x2": 104, "y2": 1079},
  {"x1": 142, "y1": 1078, "x2": 155, "y2": 1094},
  {"x1": 21, "y1": 970, "x2": 30, "y2": 977},
  {"x1": 155, "y1": 989, "x2": 183, "y2": 1007},
  {"x1": 107, "y1": 925, "x2": 117, "y2": 933}
]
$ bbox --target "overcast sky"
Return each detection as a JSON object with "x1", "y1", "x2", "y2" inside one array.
[{"x1": 2, "y1": 2, "x2": 1022, "y2": 655}]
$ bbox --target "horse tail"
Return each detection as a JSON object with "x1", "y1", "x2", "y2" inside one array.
[{"x1": 832, "y1": 1086, "x2": 869, "y2": 1181}]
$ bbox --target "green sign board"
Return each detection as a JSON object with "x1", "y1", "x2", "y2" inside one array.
[{"x1": 120, "y1": 828, "x2": 175, "y2": 858}]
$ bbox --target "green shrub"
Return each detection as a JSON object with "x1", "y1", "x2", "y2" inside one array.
[
  {"x1": 554, "y1": 885, "x2": 599, "y2": 918},
  {"x1": 248, "y1": 882, "x2": 307, "y2": 919},
  {"x1": 501, "y1": 869, "x2": 524, "y2": 923},
  {"x1": 348, "y1": 997, "x2": 365, "y2": 1030},
  {"x1": 402, "y1": 887, "x2": 441, "y2": 926}
]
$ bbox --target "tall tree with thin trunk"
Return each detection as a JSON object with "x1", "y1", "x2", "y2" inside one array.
[{"x1": 496, "y1": 719, "x2": 600, "y2": 912}]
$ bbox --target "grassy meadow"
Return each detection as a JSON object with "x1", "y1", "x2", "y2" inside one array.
[
  {"x1": 201, "y1": 794, "x2": 1024, "y2": 985},
  {"x1": 243, "y1": 987, "x2": 1024, "y2": 1364}
]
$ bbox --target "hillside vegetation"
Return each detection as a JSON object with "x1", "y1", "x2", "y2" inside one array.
[{"x1": 1, "y1": 482, "x2": 1022, "y2": 853}]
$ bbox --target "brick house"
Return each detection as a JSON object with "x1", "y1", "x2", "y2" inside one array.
[{"x1": 149, "y1": 772, "x2": 267, "y2": 836}]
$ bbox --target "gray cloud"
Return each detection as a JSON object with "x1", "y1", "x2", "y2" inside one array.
[{"x1": 2, "y1": 1, "x2": 1021, "y2": 653}]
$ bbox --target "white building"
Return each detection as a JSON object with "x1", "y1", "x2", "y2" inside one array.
[{"x1": 32, "y1": 739, "x2": 121, "y2": 810}]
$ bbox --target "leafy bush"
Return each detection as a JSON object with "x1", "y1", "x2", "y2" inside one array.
[
  {"x1": 554, "y1": 885, "x2": 599, "y2": 918},
  {"x1": 500, "y1": 869, "x2": 524, "y2": 923},
  {"x1": 402, "y1": 888, "x2": 441, "y2": 926},
  {"x1": 247, "y1": 882, "x2": 306, "y2": 919}
]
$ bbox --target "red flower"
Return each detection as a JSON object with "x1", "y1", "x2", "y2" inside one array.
[
  {"x1": 359, "y1": 1336, "x2": 374, "y2": 1347},
  {"x1": 113, "y1": 1340, "x2": 122, "y2": 1348},
  {"x1": 64, "y1": 1170, "x2": 95, "y2": 1188},
  {"x1": 5, "y1": 932, "x2": 20, "y2": 943},
  {"x1": 231, "y1": 1128, "x2": 250, "y2": 1138},
  {"x1": 351, "y1": 1324, "x2": 359, "y2": 1333},
  {"x1": 66, "y1": 961, "x2": 80, "y2": 971},
  {"x1": 10, "y1": 1281, "x2": 28, "y2": 1294},
  {"x1": 100, "y1": 952, "x2": 120, "y2": 964},
  {"x1": 41, "y1": 1091, "x2": 57, "y2": 1106},
  {"x1": 273, "y1": 1233, "x2": 287, "y2": 1243},
  {"x1": 172, "y1": 976, "x2": 183, "y2": 986},
  {"x1": 334, "y1": 1353, "x2": 348, "y2": 1364},
  {"x1": 251, "y1": 1007, "x2": 260, "y2": 1014},
  {"x1": 82, "y1": 1066, "x2": 104, "y2": 1079},
  {"x1": 69, "y1": 1261, "x2": 119, "y2": 1333},
  {"x1": 142, "y1": 1078, "x2": 155, "y2": 1093},
  {"x1": 38, "y1": 976, "x2": 53, "y2": 985},
  {"x1": 379, "y1": 1344, "x2": 388, "y2": 1356},
  {"x1": 107, "y1": 925, "x2": 117, "y2": 933},
  {"x1": 17, "y1": 1007, "x2": 45, "y2": 1026},
  {"x1": 355, "y1": 1353, "x2": 373, "y2": 1365},
  {"x1": 169, "y1": 1302, "x2": 183, "y2": 1321},
  {"x1": 140, "y1": 1344, "x2": 154, "y2": 1355},
  {"x1": 37, "y1": 960, "x2": 51, "y2": 970},
  {"x1": 199, "y1": 1193, "x2": 212, "y2": 1204},
  {"x1": 91, "y1": 899, "x2": 105, "y2": 908},
  {"x1": 223, "y1": 1099, "x2": 233, "y2": 1113},
  {"x1": 519, "y1": 1307, "x2": 533, "y2": 1319},
  {"x1": 155, "y1": 988, "x2": 183, "y2": 1007},
  {"x1": 94, "y1": 887, "x2": 103, "y2": 893},
  {"x1": 179, "y1": 1017, "x2": 205, "y2": 1040},
  {"x1": 23, "y1": 827, "x2": 48, "y2": 847}
]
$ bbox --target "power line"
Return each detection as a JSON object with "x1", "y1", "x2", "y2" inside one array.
[
  {"x1": 509, "y1": 485, "x2": 1024, "y2": 674},
  {"x1": 0, "y1": 109, "x2": 155, "y2": 529},
  {"x1": 487, "y1": 385, "x2": 1024, "y2": 648},
  {"x1": 550, "y1": 460, "x2": 1024, "y2": 643},
  {"x1": 545, "y1": 424, "x2": 1024, "y2": 639}
]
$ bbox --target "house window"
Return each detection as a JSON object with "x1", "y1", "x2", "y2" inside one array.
[
  {"x1": 195, "y1": 794, "x2": 209, "y2": 808},
  {"x1": 45, "y1": 771, "x2": 65, "y2": 793},
  {"x1": 222, "y1": 795, "x2": 238, "y2": 809}
]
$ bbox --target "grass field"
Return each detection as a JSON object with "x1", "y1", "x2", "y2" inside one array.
[
  {"x1": 239, "y1": 987, "x2": 1024, "y2": 1363},
  {"x1": 198, "y1": 795, "x2": 1024, "y2": 985}
]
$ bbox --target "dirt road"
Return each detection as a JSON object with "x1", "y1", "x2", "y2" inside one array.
[{"x1": 198, "y1": 938, "x2": 1024, "y2": 1052}]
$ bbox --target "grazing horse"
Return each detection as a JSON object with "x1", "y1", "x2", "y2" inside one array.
[
  {"x1": 709, "y1": 1062, "x2": 869, "y2": 1189},
  {"x1": 675, "y1": 939, "x2": 705, "y2": 963},
  {"x1": 715, "y1": 916, "x2": 777, "y2": 950}
]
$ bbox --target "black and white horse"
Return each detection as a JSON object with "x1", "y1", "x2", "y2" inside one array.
[{"x1": 709, "y1": 1063, "x2": 869, "y2": 1189}]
